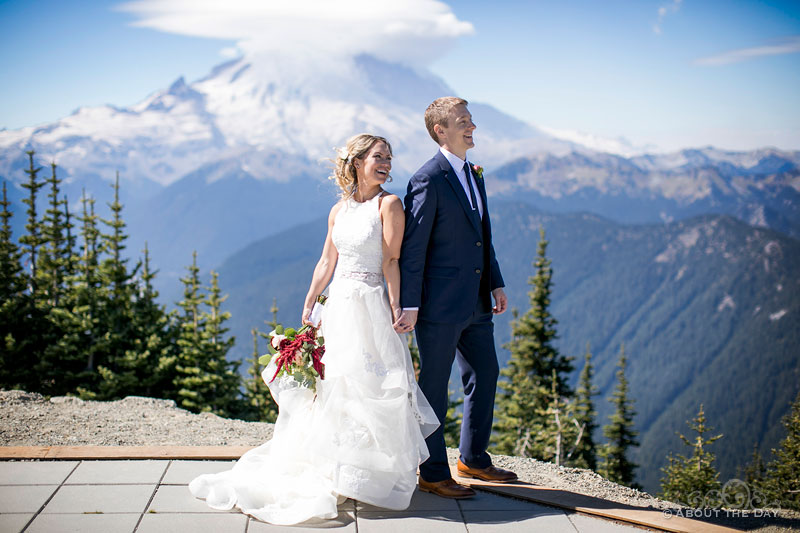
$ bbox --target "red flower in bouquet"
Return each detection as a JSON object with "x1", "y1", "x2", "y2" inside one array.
[{"x1": 258, "y1": 296, "x2": 326, "y2": 392}]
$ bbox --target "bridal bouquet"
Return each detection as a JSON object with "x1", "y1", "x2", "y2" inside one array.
[{"x1": 259, "y1": 296, "x2": 326, "y2": 392}]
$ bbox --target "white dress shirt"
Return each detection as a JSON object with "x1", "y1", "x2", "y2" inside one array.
[{"x1": 439, "y1": 146, "x2": 484, "y2": 219}]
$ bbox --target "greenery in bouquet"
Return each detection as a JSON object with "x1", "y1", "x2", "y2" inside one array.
[{"x1": 259, "y1": 321, "x2": 325, "y2": 392}]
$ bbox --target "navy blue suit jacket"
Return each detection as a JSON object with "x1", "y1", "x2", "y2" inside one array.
[{"x1": 400, "y1": 151, "x2": 504, "y2": 323}]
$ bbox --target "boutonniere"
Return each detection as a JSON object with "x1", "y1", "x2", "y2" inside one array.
[{"x1": 472, "y1": 164, "x2": 484, "y2": 180}]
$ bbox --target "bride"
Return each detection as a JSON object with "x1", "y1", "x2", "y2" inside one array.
[{"x1": 189, "y1": 134, "x2": 439, "y2": 524}]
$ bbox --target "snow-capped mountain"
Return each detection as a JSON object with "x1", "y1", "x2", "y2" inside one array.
[
  {"x1": 1, "y1": 50, "x2": 798, "y2": 291},
  {"x1": 0, "y1": 52, "x2": 563, "y2": 192},
  {"x1": 487, "y1": 147, "x2": 800, "y2": 237}
]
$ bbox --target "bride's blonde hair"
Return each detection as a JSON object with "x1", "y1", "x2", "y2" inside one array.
[{"x1": 331, "y1": 134, "x2": 392, "y2": 200}]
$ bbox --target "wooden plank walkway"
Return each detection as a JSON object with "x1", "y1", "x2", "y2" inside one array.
[
  {"x1": 0, "y1": 447, "x2": 741, "y2": 533},
  {"x1": 451, "y1": 467, "x2": 741, "y2": 533},
  {"x1": 0, "y1": 445, "x2": 253, "y2": 460}
]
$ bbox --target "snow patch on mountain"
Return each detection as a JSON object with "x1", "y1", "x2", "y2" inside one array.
[
  {"x1": 770, "y1": 309, "x2": 787, "y2": 321},
  {"x1": 539, "y1": 126, "x2": 659, "y2": 157},
  {"x1": 717, "y1": 295, "x2": 735, "y2": 312}
]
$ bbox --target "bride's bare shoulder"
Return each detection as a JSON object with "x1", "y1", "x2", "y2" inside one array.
[{"x1": 379, "y1": 193, "x2": 403, "y2": 212}]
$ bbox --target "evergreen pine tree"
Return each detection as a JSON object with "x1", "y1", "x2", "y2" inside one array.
[
  {"x1": 242, "y1": 299, "x2": 279, "y2": 422},
  {"x1": 0, "y1": 181, "x2": 36, "y2": 388},
  {"x1": 743, "y1": 445, "x2": 768, "y2": 491},
  {"x1": 532, "y1": 369, "x2": 582, "y2": 466},
  {"x1": 659, "y1": 405, "x2": 723, "y2": 507},
  {"x1": 19, "y1": 151, "x2": 44, "y2": 294},
  {"x1": 174, "y1": 255, "x2": 242, "y2": 417},
  {"x1": 598, "y1": 346, "x2": 640, "y2": 488},
  {"x1": 74, "y1": 193, "x2": 103, "y2": 376},
  {"x1": 96, "y1": 242, "x2": 176, "y2": 399},
  {"x1": 37, "y1": 163, "x2": 70, "y2": 307},
  {"x1": 572, "y1": 344, "x2": 598, "y2": 470},
  {"x1": 203, "y1": 270, "x2": 242, "y2": 416},
  {"x1": 93, "y1": 173, "x2": 140, "y2": 390},
  {"x1": 762, "y1": 391, "x2": 800, "y2": 510},
  {"x1": 493, "y1": 226, "x2": 573, "y2": 458},
  {"x1": 41, "y1": 192, "x2": 102, "y2": 395}
]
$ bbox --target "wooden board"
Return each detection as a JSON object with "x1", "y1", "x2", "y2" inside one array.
[
  {"x1": 451, "y1": 467, "x2": 742, "y2": 533},
  {"x1": 0, "y1": 446, "x2": 253, "y2": 460}
]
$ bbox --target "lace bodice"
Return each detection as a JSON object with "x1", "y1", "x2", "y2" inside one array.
[{"x1": 332, "y1": 194, "x2": 384, "y2": 284}]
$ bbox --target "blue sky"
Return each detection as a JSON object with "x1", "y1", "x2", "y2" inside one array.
[{"x1": 1, "y1": 0, "x2": 798, "y2": 152}]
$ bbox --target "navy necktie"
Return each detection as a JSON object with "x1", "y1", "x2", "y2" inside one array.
[{"x1": 463, "y1": 162, "x2": 481, "y2": 220}]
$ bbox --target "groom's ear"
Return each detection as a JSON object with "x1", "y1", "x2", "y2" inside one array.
[{"x1": 433, "y1": 125, "x2": 444, "y2": 143}]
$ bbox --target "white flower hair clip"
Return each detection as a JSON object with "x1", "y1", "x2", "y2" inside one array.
[{"x1": 337, "y1": 147, "x2": 350, "y2": 163}]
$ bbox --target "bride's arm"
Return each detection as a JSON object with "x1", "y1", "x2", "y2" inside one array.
[
  {"x1": 380, "y1": 195, "x2": 405, "y2": 324},
  {"x1": 302, "y1": 202, "x2": 341, "y2": 324}
]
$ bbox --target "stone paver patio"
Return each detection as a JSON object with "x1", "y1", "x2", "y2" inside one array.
[{"x1": 0, "y1": 459, "x2": 649, "y2": 532}]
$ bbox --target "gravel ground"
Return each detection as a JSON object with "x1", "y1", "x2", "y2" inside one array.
[{"x1": 2, "y1": 390, "x2": 797, "y2": 532}]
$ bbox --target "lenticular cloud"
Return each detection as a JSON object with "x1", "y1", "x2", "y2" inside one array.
[{"x1": 117, "y1": 0, "x2": 474, "y2": 65}]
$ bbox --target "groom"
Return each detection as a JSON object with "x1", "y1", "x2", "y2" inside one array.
[{"x1": 396, "y1": 96, "x2": 517, "y2": 498}]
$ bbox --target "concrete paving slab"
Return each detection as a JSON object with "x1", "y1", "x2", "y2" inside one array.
[
  {"x1": 457, "y1": 490, "x2": 550, "y2": 511},
  {"x1": 357, "y1": 511, "x2": 467, "y2": 533},
  {"x1": 0, "y1": 461, "x2": 78, "y2": 485},
  {"x1": 462, "y1": 509, "x2": 576, "y2": 532},
  {"x1": 25, "y1": 512, "x2": 141, "y2": 533},
  {"x1": 65, "y1": 460, "x2": 168, "y2": 484},
  {"x1": 137, "y1": 512, "x2": 248, "y2": 533},
  {"x1": 0, "y1": 513, "x2": 34, "y2": 533},
  {"x1": 0, "y1": 485, "x2": 58, "y2": 513},
  {"x1": 149, "y1": 484, "x2": 236, "y2": 513},
  {"x1": 357, "y1": 488, "x2": 460, "y2": 512},
  {"x1": 161, "y1": 460, "x2": 235, "y2": 484},
  {"x1": 568, "y1": 512, "x2": 645, "y2": 532},
  {"x1": 42, "y1": 484, "x2": 155, "y2": 514},
  {"x1": 248, "y1": 511, "x2": 356, "y2": 531}
]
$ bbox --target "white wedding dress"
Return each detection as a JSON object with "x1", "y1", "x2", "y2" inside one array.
[{"x1": 189, "y1": 193, "x2": 439, "y2": 525}]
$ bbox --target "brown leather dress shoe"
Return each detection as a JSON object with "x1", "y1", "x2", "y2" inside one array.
[
  {"x1": 418, "y1": 477, "x2": 476, "y2": 499},
  {"x1": 457, "y1": 459, "x2": 518, "y2": 483}
]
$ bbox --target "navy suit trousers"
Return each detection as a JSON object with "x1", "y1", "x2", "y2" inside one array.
[{"x1": 415, "y1": 301, "x2": 500, "y2": 482}]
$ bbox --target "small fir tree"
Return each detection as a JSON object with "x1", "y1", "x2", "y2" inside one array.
[
  {"x1": 743, "y1": 445, "x2": 768, "y2": 491},
  {"x1": 572, "y1": 344, "x2": 598, "y2": 470},
  {"x1": 95, "y1": 242, "x2": 176, "y2": 399},
  {"x1": 19, "y1": 151, "x2": 44, "y2": 294},
  {"x1": 762, "y1": 391, "x2": 800, "y2": 510},
  {"x1": 174, "y1": 255, "x2": 241, "y2": 417},
  {"x1": 242, "y1": 298, "x2": 279, "y2": 422},
  {"x1": 94, "y1": 174, "x2": 141, "y2": 383},
  {"x1": 0, "y1": 181, "x2": 37, "y2": 388},
  {"x1": 37, "y1": 163, "x2": 71, "y2": 307},
  {"x1": 44, "y1": 192, "x2": 105, "y2": 395},
  {"x1": 493, "y1": 226, "x2": 573, "y2": 458},
  {"x1": 534, "y1": 370, "x2": 583, "y2": 466},
  {"x1": 659, "y1": 405, "x2": 723, "y2": 507},
  {"x1": 598, "y1": 346, "x2": 640, "y2": 488}
]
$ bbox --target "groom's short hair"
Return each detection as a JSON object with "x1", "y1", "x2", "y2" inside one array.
[{"x1": 425, "y1": 96, "x2": 469, "y2": 144}]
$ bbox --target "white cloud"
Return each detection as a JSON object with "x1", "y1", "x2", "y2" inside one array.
[
  {"x1": 117, "y1": 0, "x2": 474, "y2": 65},
  {"x1": 653, "y1": 0, "x2": 682, "y2": 35},
  {"x1": 694, "y1": 35, "x2": 800, "y2": 66},
  {"x1": 219, "y1": 46, "x2": 241, "y2": 59}
]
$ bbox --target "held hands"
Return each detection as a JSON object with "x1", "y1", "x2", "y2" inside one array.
[
  {"x1": 393, "y1": 309, "x2": 418, "y2": 333},
  {"x1": 492, "y1": 288, "x2": 508, "y2": 315}
]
